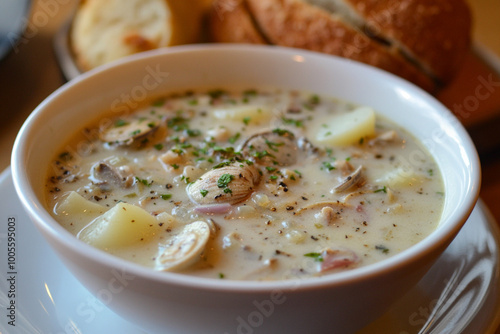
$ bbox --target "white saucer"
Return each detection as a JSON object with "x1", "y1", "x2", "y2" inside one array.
[{"x1": 1, "y1": 166, "x2": 499, "y2": 334}]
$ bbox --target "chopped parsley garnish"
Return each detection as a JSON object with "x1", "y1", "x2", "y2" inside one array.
[
  {"x1": 282, "y1": 117, "x2": 303, "y2": 127},
  {"x1": 375, "y1": 245, "x2": 390, "y2": 254},
  {"x1": 428, "y1": 169, "x2": 434, "y2": 176},
  {"x1": 200, "y1": 189, "x2": 209, "y2": 197},
  {"x1": 135, "y1": 177, "x2": 152, "y2": 187},
  {"x1": 265, "y1": 166, "x2": 277, "y2": 172},
  {"x1": 272, "y1": 128, "x2": 294, "y2": 137},
  {"x1": 228, "y1": 132, "x2": 241, "y2": 144},
  {"x1": 179, "y1": 143, "x2": 192, "y2": 149},
  {"x1": 160, "y1": 194, "x2": 172, "y2": 200},
  {"x1": 265, "y1": 139, "x2": 284, "y2": 152},
  {"x1": 253, "y1": 150, "x2": 276, "y2": 160},
  {"x1": 309, "y1": 94, "x2": 320, "y2": 105},
  {"x1": 374, "y1": 186, "x2": 387, "y2": 193},
  {"x1": 304, "y1": 252, "x2": 323, "y2": 262},
  {"x1": 170, "y1": 135, "x2": 180, "y2": 143},
  {"x1": 130, "y1": 129, "x2": 141, "y2": 136},
  {"x1": 243, "y1": 117, "x2": 251, "y2": 125},
  {"x1": 214, "y1": 146, "x2": 237, "y2": 155},
  {"x1": 114, "y1": 119, "x2": 129, "y2": 127},
  {"x1": 212, "y1": 161, "x2": 232, "y2": 169},
  {"x1": 322, "y1": 161, "x2": 336, "y2": 171},
  {"x1": 170, "y1": 164, "x2": 179, "y2": 169},
  {"x1": 154, "y1": 143, "x2": 164, "y2": 150},
  {"x1": 186, "y1": 129, "x2": 201, "y2": 137},
  {"x1": 217, "y1": 173, "x2": 234, "y2": 189},
  {"x1": 167, "y1": 116, "x2": 189, "y2": 131},
  {"x1": 180, "y1": 176, "x2": 192, "y2": 184},
  {"x1": 303, "y1": 94, "x2": 321, "y2": 110}
]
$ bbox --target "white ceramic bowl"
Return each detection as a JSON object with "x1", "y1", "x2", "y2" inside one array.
[{"x1": 12, "y1": 45, "x2": 481, "y2": 334}]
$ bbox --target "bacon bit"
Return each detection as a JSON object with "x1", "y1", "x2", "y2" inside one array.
[{"x1": 319, "y1": 248, "x2": 359, "y2": 272}]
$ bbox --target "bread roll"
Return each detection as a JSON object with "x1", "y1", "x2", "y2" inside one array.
[
  {"x1": 210, "y1": 0, "x2": 472, "y2": 92},
  {"x1": 71, "y1": 0, "x2": 205, "y2": 71}
]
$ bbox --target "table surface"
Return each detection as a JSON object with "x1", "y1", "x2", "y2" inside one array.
[{"x1": 0, "y1": 0, "x2": 499, "y2": 332}]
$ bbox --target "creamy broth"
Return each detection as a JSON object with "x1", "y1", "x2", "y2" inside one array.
[{"x1": 46, "y1": 89, "x2": 444, "y2": 280}]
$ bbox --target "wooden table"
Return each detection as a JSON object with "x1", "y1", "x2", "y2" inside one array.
[{"x1": 1, "y1": 0, "x2": 499, "y2": 332}]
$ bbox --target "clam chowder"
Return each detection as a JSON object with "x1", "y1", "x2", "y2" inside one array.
[{"x1": 46, "y1": 89, "x2": 444, "y2": 280}]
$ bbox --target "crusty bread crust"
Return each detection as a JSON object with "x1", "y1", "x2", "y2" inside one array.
[
  {"x1": 245, "y1": 0, "x2": 435, "y2": 91},
  {"x1": 209, "y1": 0, "x2": 472, "y2": 92},
  {"x1": 343, "y1": 0, "x2": 471, "y2": 83},
  {"x1": 210, "y1": 0, "x2": 268, "y2": 44}
]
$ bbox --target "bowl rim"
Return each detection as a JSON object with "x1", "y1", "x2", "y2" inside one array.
[{"x1": 11, "y1": 43, "x2": 481, "y2": 292}]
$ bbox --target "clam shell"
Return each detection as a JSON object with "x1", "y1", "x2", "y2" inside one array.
[
  {"x1": 99, "y1": 115, "x2": 163, "y2": 145},
  {"x1": 240, "y1": 129, "x2": 298, "y2": 166},
  {"x1": 155, "y1": 221, "x2": 211, "y2": 271},
  {"x1": 187, "y1": 163, "x2": 261, "y2": 205}
]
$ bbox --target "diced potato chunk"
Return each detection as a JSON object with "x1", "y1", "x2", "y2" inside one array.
[
  {"x1": 313, "y1": 107, "x2": 376, "y2": 146},
  {"x1": 56, "y1": 191, "x2": 107, "y2": 220},
  {"x1": 212, "y1": 105, "x2": 272, "y2": 125},
  {"x1": 78, "y1": 202, "x2": 161, "y2": 249},
  {"x1": 375, "y1": 167, "x2": 425, "y2": 188}
]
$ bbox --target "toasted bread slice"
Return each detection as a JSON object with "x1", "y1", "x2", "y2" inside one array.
[
  {"x1": 210, "y1": 0, "x2": 472, "y2": 92},
  {"x1": 248, "y1": 0, "x2": 436, "y2": 91},
  {"x1": 210, "y1": 0, "x2": 268, "y2": 44},
  {"x1": 331, "y1": 0, "x2": 472, "y2": 83}
]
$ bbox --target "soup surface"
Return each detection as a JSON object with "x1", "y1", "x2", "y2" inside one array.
[{"x1": 46, "y1": 89, "x2": 444, "y2": 280}]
